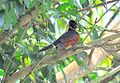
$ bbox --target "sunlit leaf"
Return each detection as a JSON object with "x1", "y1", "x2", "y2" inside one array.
[
  {"x1": 60, "y1": 0, "x2": 69, "y2": 3},
  {"x1": 57, "y1": 19, "x2": 67, "y2": 29},
  {"x1": 27, "y1": 27, "x2": 34, "y2": 36},
  {"x1": 98, "y1": 56, "x2": 113, "y2": 68},
  {"x1": 57, "y1": 3, "x2": 78, "y2": 17},
  {"x1": 16, "y1": 51, "x2": 22, "y2": 60},
  {"x1": 88, "y1": 72, "x2": 98, "y2": 80},
  {"x1": 24, "y1": 57, "x2": 31, "y2": 66},
  {"x1": 0, "y1": 69, "x2": 4, "y2": 76}
]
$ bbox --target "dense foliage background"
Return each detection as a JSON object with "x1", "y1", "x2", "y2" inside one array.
[{"x1": 0, "y1": 0, "x2": 120, "y2": 83}]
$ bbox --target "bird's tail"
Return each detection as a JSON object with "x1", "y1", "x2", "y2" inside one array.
[{"x1": 39, "y1": 44, "x2": 53, "y2": 52}]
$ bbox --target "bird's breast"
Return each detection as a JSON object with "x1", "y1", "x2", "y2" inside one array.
[{"x1": 66, "y1": 34, "x2": 79, "y2": 48}]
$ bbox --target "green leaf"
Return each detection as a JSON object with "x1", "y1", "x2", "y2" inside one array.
[
  {"x1": 14, "y1": 2, "x2": 24, "y2": 18},
  {"x1": 60, "y1": 0, "x2": 75, "y2": 4},
  {"x1": 48, "y1": 21, "x2": 55, "y2": 33},
  {"x1": 69, "y1": 0, "x2": 76, "y2": 4},
  {"x1": 9, "y1": 2, "x2": 17, "y2": 25},
  {"x1": 88, "y1": 72, "x2": 98, "y2": 80},
  {"x1": 57, "y1": 3, "x2": 78, "y2": 17},
  {"x1": 72, "y1": 51, "x2": 87, "y2": 66},
  {"x1": 57, "y1": 61, "x2": 66, "y2": 68},
  {"x1": 16, "y1": 43, "x2": 29, "y2": 56},
  {"x1": 60, "y1": 0, "x2": 69, "y2": 3},
  {"x1": 90, "y1": 27, "x2": 98, "y2": 40},
  {"x1": 1, "y1": 43, "x2": 14, "y2": 55},
  {"x1": 3, "y1": 4, "x2": 11, "y2": 30},
  {"x1": 76, "y1": 14, "x2": 81, "y2": 22},
  {"x1": 27, "y1": 27, "x2": 34, "y2": 36},
  {"x1": 41, "y1": 65, "x2": 56, "y2": 82},
  {"x1": 0, "y1": 0, "x2": 2, "y2": 10},
  {"x1": 40, "y1": 4, "x2": 45, "y2": 12},
  {"x1": 33, "y1": 0, "x2": 39, "y2": 16},
  {"x1": 73, "y1": 55, "x2": 83, "y2": 66},
  {"x1": 3, "y1": 58, "x2": 21, "y2": 75},
  {"x1": 3, "y1": 2, "x2": 17, "y2": 30},
  {"x1": 92, "y1": 28, "x2": 98, "y2": 39},
  {"x1": 16, "y1": 51, "x2": 22, "y2": 60},
  {"x1": 15, "y1": 26, "x2": 24, "y2": 42},
  {"x1": 47, "y1": 65, "x2": 56, "y2": 82},
  {"x1": 57, "y1": 19, "x2": 67, "y2": 29},
  {"x1": 0, "y1": 69, "x2": 4, "y2": 76},
  {"x1": 0, "y1": 28, "x2": 4, "y2": 32},
  {"x1": 0, "y1": 55, "x2": 4, "y2": 69},
  {"x1": 80, "y1": 0, "x2": 87, "y2": 5},
  {"x1": 0, "y1": 11, "x2": 4, "y2": 27},
  {"x1": 98, "y1": 56, "x2": 113, "y2": 68}
]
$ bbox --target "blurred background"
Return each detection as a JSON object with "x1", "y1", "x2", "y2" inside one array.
[{"x1": 0, "y1": 0, "x2": 120, "y2": 83}]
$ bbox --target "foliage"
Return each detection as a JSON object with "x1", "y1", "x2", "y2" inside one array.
[{"x1": 0, "y1": 0, "x2": 120, "y2": 83}]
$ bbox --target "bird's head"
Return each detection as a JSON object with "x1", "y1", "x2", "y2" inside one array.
[{"x1": 68, "y1": 20, "x2": 77, "y2": 31}]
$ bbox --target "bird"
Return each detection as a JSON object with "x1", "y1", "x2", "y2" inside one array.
[{"x1": 39, "y1": 20, "x2": 79, "y2": 51}]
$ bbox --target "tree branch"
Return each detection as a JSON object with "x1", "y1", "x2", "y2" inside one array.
[
  {"x1": 5, "y1": 32, "x2": 120, "y2": 83},
  {"x1": 56, "y1": 18, "x2": 120, "y2": 82},
  {"x1": 90, "y1": 65, "x2": 120, "y2": 83},
  {"x1": 78, "y1": 0, "x2": 119, "y2": 11}
]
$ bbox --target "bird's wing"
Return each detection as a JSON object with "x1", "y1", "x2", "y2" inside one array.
[
  {"x1": 53, "y1": 31, "x2": 79, "y2": 46},
  {"x1": 39, "y1": 31, "x2": 79, "y2": 51}
]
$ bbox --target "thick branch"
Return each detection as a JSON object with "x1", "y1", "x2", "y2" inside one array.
[
  {"x1": 6, "y1": 32, "x2": 120, "y2": 83},
  {"x1": 56, "y1": 18, "x2": 120, "y2": 82}
]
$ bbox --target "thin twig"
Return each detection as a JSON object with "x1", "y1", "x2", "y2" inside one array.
[
  {"x1": 20, "y1": 55, "x2": 48, "y2": 83},
  {"x1": 105, "y1": 7, "x2": 120, "y2": 28},
  {"x1": 101, "y1": 65, "x2": 120, "y2": 82},
  {"x1": 81, "y1": 17, "x2": 93, "y2": 25},
  {"x1": 78, "y1": 0, "x2": 119, "y2": 12},
  {"x1": 5, "y1": 31, "x2": 120, "y2": 82},
  {"x1": 87, "y1": 48, "x2": 95, "y2": 65},
  {"x1": 95, "y1": 1, "x2": 119, "y2": 23},
  {"x1": 100, "y1": 1, "x2": 120, "y2": 37},
  {"x1": 82, "y1": 1, "x2": 119, "y2": 64}
]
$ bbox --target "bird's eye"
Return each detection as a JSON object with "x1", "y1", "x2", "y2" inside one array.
[{"x1": 56, "y1": 46, "x2": 58, "y2": 49}]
